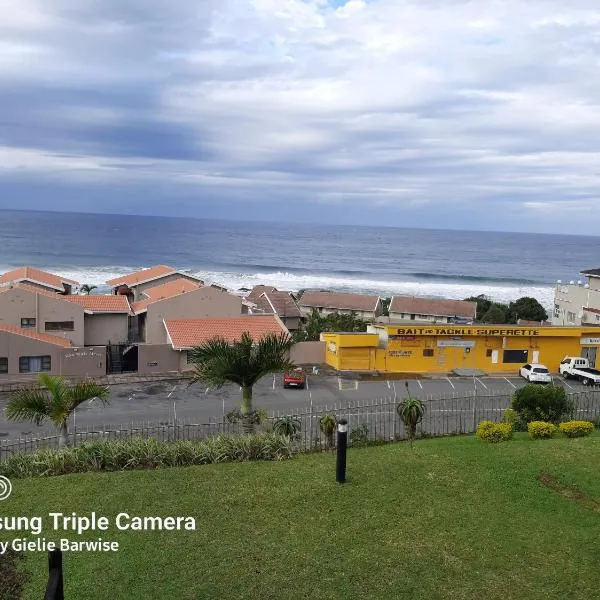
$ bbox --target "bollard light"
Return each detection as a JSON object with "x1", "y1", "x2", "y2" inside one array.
[{"x1": 336, "y1": 418, "x2": 348, "y2": 484}]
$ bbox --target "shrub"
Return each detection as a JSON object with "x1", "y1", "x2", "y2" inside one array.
[
  {"x1": 272, "y1": 416, "x2": 301, "y2": 439},
  {"x1": 396, "y1": 397, "x2": 425, "y2": 447},
  {"x1": 528, "y1": 421, "x2": 557, "y2": 439},
  {"x1": 0, "y1": 434, "x2": 294, "y2": 479},
  {"x1": 476, "y1": 420, "x2": 513, "y2": 443},
  {"x1": 559, "y1": 420, "x2": 595, "y2": 438},
  {"x1": 0, "y1": 549, "x2": 29, "y2": 600},
  {"x1": 349, "y1": 423, "x2": 370, "y2": 446},
  {"x1": 503, "y1": 408, "x2": 526, "y2": 432},
  {"x1": 225, "y1": 408, "x2": 268, "y2": 425},
  {"x1": 319, "y1": 414, "x2": 337, "y2": 449},
  {"x1": 511, "y1": 384, "x2": 572, "y2": 424}
]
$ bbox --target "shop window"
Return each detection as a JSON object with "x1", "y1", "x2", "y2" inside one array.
[
  {"x1": 0, "y1": 357, "x2": 7, "y2": 373},
  {"x1": 20, "y1": 318, "x2": 36, "y2": 328},
  {"x1": 423, "y1": 348, "x2": 434, "y2": 357},
  {"x1": 486, "y1": 349, "x2": 493, "y2": 357},
  {"x1": 502, "y1": 350, "x2": 528, "y2": 364}
]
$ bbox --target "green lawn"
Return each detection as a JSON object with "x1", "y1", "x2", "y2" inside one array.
[{"x1": 4, "y1": 434, "x2": 600, "y2": 599}]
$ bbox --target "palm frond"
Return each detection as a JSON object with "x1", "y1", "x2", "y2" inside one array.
[
  {"x1": 69, "y1": 381, "x2": 110, "y2": 409},
  {"x1": 6, "y1": 389, "x2": 51, "y2": 425}
]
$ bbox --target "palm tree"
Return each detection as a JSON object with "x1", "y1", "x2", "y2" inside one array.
[
  {"x1": 6, "y1": 374, "x2": 109, "y2": 447},
  {"x1": 396, "y1": 396, "x2": 425, "y2": 448},
  {"x1": 79, "y1": 284, "x2": 97, "y2": 295},
  {"x1": 188, "y1": 332, "x2": 295, "y2": 433},
  {"x1": 319, "y1": 414, "x2": 337, "y2": 450}
]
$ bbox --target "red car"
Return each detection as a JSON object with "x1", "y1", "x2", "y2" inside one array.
[{"x1": 283, "y1": 368, "x2": 305, "y2": 389}]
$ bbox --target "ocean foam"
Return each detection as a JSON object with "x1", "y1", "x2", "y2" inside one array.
[{"x1": 31, "y1": 265, "x2": 554, "y2": 312}]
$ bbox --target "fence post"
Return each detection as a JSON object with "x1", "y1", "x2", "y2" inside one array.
[{"x1": 44, "y1": 549, "x2": 64, "y2": 600}]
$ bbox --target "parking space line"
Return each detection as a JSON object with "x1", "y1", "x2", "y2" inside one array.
[
  {"x1": 504, "y1": 377, "x2": 516, "y2": 389},
  {"x1": 561, "y1": 378, "x2": 574, "y2": 391},
  {"x1": 475, "y1": 377, "x2": 488, "y2": 390},
  {"x1": 417, "y1": 380, "x2": 423, "y2": 389},
  {"x1": 446, "y1": 377, "x2": 455, "y2": 389}
]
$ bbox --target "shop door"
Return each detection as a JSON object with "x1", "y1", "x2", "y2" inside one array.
[{"x1": 582, "y1": 347, "x2": 597, "y2": 368}]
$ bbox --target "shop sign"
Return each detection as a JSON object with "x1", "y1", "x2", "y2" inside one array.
[
  {"x1": 396, "y1": 327, "x2": 540, "y2": 337},
  {"x1": 437, "y1": 340, "x2": 476, "y2": 348},
  {"x1": 580, "y1": 337, "x2": 600, "y2": 345},
  {"x1": 388, "y1": 350, "x2": 412, "y2": 357}
]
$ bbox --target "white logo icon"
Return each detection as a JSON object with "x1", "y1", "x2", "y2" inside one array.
[{"x1": 0, "y1": 476, "x2": 12, "y2": 501}]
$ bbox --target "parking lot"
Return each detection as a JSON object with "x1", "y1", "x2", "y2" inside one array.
[{"x1": 0, "y1": 372, "x2": 593, "y2": 440}]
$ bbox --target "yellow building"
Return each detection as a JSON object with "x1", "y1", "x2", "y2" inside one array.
[{"x1": 321, "y1": 325, "x2": 600, "y2": 374}]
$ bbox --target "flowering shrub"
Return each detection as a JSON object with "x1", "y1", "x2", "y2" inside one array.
[
  {"x1": 476, "y1": 420, "x2": 513, "y2": 443},
  {"x1": 559, "y1": 420, "x2": 595, "y2": 438},
  {"x1": 527, "y1": 421, "x2": 557, "y2": 439}
]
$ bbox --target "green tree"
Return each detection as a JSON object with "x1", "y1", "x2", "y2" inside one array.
[
  {"x1": 79, "y1": 284, "x2": 97, "y2": 295},
  {"x1": 319, "y1": 414, "x2": 337, "y2": 449},
  {"x1": 480, "y1": 303, "x2": 508, "y2": 324},
  {"x1": 381, "y1": 297, "x2": 392, "y2": 317},
  {"x1": 6, "y1": 374, "x2": 109, "y2": 447},
  {"x1": 507, "y1": 297, "x2": 548, "y2": 323},
  {"x1": 463, "y1": 295, "x2": 492, "y2": 322},
  {"x1": 188, "y1": 332, "x2": 295, "y2": 433}
]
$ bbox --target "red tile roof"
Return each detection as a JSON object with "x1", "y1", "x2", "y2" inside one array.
[
  {"x1": 143, "y1": 278, "x2": 201, "y2": 300},
  {"x1": 389, "y1": 296, "x2": 477, "y2": 320},
  {"x1": 298, "y1": 290, "x2": 380, "y2": 312},
  {"x1": 5, "y1": 283, "x2": 76, "y2": 301},
  {"x1": 107, "y1": 265, "x2": 202, "y2": 288},
  {"x1": 0, "y1": 267, "x2": 79, "y2": 290},
  {"x1": 65, "y1": 295, "x2": 131, "y2": 313},
  {"x1": 0, "y1": 324, "x2": 72, "y2": 347},
  {"x1": 258, "y1": 291, "x2": 302, "y2": 318},
  {"x1": 164, "y1": 316, "x2": 289, "y2": 350}
]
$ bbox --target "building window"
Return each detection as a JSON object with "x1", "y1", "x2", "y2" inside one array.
[
  {"x1": 410, "y1": 314, "x2": 416, "y2": 320},
  {"x1": 45, "y1": 321, "x2": 75, "y2": 331},
  {"x1": 423, "y1": 348, "x2": 434, "y2": 357},
  {"x1": 553, "y1": 304, "x2": 560, "y2": 318},
  {"x1": 19, "y1": 355, "x2": 51, "y2": 373},
  {"x1": 567, "y1": 312, "x2": 576, "y2": 324},
  {"x1": 486, "y1": 349, "x2": 493, "y2": 357},
  {"x1": 502, "y1": 350, "x2": 528, "y2": 364},
  {"x1": 0, "y1": 357, "x2": 7, "y2": 373},
  {"x1": 21, "y1": 318, "x2": 36, "y2": 328}
]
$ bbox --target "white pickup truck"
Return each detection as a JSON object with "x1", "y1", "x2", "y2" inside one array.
[{"x1": 559, "y1": 357, "x2": 600, "y2": 386}]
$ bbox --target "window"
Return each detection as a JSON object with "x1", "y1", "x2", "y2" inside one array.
[
  {"x1": 567, "y1": 312, "x2": 576, "y2": 324},
  {"x1": 486, "y1": 349, "x2": 493, "y2": 357},
  {"x1": 410, "y1": 314, "x2": 416, "y2": 320},
  {"x1": 554, "y1": 304, "x2": 560, "y2": 318},
  {"x1": 45, "y1": 321, "x2": 74, "y2": 331},
  {"x1": 503, "y1": 350, "x2": 528, "y2": 364},
  {"x1": 0, "y1": 357, "x2": 7, "y2": 373},
  {"x1": 19, "y1": 355, "x2": 51, "y2": 373},
  {"x1": 21, "y1": 318, "x2": 36, "y2": 328},
  {"x1": 423, "y1": 348, "x2": 434, "y2": 357}
]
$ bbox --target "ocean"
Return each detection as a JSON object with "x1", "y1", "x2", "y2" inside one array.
[{"x1": 0, "y1": 210, "x2": 596, "y2": 312}]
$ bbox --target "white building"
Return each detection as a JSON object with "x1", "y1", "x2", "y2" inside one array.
[{"x1": 552, "y1": 268, "x2": 600, "y2": 326}]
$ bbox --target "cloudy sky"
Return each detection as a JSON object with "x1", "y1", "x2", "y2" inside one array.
[{"x1": 1, "y1": 0, "x2": 600, "y2": 233}]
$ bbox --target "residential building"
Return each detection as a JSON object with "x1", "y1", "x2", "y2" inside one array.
[
  {"x1": 0, "y1": 267, "x2": 79, "y2": 294},
  {"x1": 245, "y1": 286, "x2": 303, "y2": 331},
  {"x1": 106, "y1": 265, "x2": 204, "y2": 302},
  {"x1": 296, "y1": 290, "x2": 383, "y2": 321},
  {"x1": 552, "y1": 269, "x2": 600, "y2": 326},
  {"x1": 322, "y1": 324, "x2": 600, "y2": 374},
  {"x1": 383, "y1": 296, "x2": 477, "y2": 324}
]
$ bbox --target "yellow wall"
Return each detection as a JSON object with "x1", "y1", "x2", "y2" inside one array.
[{"x1": 322, "y1": 326, "x2": 600, "y2": 374}]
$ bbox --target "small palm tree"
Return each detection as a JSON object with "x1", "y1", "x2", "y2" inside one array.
[
  {"x1": 397, "y1": 397, "x2": 425, "y2": 448},
  {"x1": 6, "y1": 374, "x2": 109, "y2": 447},
  {"x1": 319, "y1": 414, "x2": 337, "y2": 450},
  {"x1": 79, "y1": 284, "x2": 97, "y2": 295},
  {"x1": 188, "y1": 332, "x2": 295, "y2": 434},
  {"x1": 273, "y1": 416, "x2": 301, "y2": 440}
]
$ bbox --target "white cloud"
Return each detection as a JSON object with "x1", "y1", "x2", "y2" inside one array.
[{"x1": 1, "y1": 0, "x2": 600, "y2": 231}]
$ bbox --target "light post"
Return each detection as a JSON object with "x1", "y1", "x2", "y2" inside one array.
[{"x1": 336, "y1": 419, "x2": 348, "y2": 484}]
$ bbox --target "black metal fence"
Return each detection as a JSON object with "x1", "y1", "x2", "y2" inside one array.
[{"x1": 3, "y1": 391, "x2": 600, "y2": 460}]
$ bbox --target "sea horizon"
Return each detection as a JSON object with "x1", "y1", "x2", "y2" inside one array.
[{"x1": 1, "y1": 209, "x2": 596, "y2": 313}]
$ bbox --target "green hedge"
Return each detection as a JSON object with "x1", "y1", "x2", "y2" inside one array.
[{"x1": 0, "y1": 434, "x2": 294, "y2": 479}]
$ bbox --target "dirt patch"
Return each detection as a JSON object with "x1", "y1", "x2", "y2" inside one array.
[
  {"x1": 0, "y1": 549, "x2": 29, "y2": 600},
  {"x1": 537, "y1": 473, "x2": 600, "y2": 514}
]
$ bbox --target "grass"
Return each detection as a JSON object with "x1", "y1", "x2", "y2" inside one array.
[{"x1": 4, "y1": 433, "x2": 600, "y2": 599}]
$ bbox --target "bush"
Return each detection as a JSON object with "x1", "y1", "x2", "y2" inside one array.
[
  {"x1": 527, "y1": 421, "x2": 557, "y2": 439},
  {"x1": 511, "y1": 384, "x2": 572, "y2": 424},
  {"x1": 476, "y1": 420, "x2": 514, "y2": 443},
  {"x1": 0, "y1": 434, "x2": 294, "y2": 479},
  {"x1": 349, "y1": 423, "x2": 370, "y2": 446},
  {"x1": 503, "y1": 408, "x2": 526, "y2": 432},
  {"x1": 559, "y1": 420, "x2": 595, "y2": 438}
]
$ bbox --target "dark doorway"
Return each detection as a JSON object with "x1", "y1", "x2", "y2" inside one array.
[{"x1": 106, "y1": 344, "x2": 138, "y2": 374}]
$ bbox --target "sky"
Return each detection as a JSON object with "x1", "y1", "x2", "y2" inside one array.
[{"x1": 1, "y1": 0, "x2": 600, "y2": 233}]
